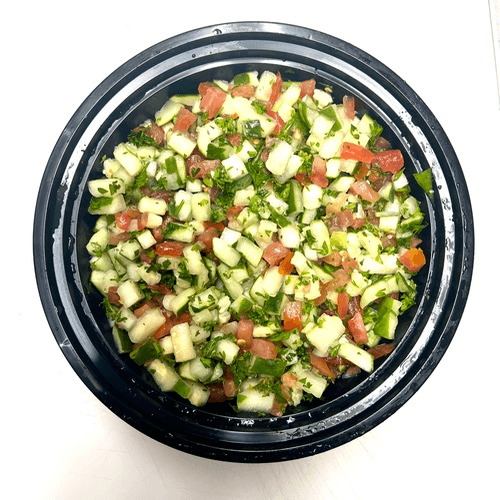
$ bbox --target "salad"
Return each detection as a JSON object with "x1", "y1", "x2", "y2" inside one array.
[{"x1": 86, "y1": 71, "x2": 427, "y2": 416}]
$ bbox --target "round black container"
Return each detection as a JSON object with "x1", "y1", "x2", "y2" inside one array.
[{"x1": 33, "y1": 22, "x2": 474, "y2": 462}]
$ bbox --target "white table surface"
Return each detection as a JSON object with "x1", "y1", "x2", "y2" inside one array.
[{"x1": 4, "y1": 1, "x2": 498, "y2": 498}]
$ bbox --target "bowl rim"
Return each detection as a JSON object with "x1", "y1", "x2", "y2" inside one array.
[{"x1": 33, "y1": 21, "x2": 474, "y2": 462}]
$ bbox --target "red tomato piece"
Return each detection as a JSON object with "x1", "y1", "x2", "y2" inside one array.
[
  {"x1": 155, "y1": 241, "x2": 184, "y2": 257},
  {"x1": 343, "y1": 96, "x2": 355, "y2": 121},
  {"x1": 188, "y1": 159, "x2": 221, "y2": 178},
  {"x1": 236, "y1": 319, "x2": 254, "y2": 349},
  {"x1": 337, "y1": 291, "x2": 349, "y2": 320},
  {"x1": 173, "y1": 107, "x2": 197, "y2": 132},
  {"x1": 137, "y1": 212, "x2": 149, "y2": 231},
  {"x1": 340, "y1": 142, "x2": 375, "y2": 163},
  {"x1": 107, "y1": 286, "x2": 121, "y2": 306},
  {"x1": 309, "y1": 352, "x2": 336, "y2": 378},
  {"x1": 223, "y1": 368, "x2": 237, "y2": 397},
  {"x1": 283, "y1": 301, "x2": 302, "y2": 331},
  {"x1": 263, "y1": 241, "x2": 290, "y2": 266},
  {"x1": 310, "y1": 156, "x2": 328, "y2": 187},
  {"x1": 347, "y1": 312, "x2": 367, "y2": 343},
  {"x1": 294, "y1": 172, "x2": 310, "y2": 186},
  {"x1": 278, "y1": 251, "x2": 295, "y2": 275},
  {"x1": 115, "y1": 212, "x2": 131, "y2": 231},
  {"x1": 230, "y1": 84, "x2": 255, "y2": 98},
  {"x1": 226, "y1": 205, "x2": 245, "y2": 220},
  {"x1": 268, "y1": 72, "x2": 282, "y2": 107},
  {"x1": 299, "y1": 79, "x2": 316, "y2": 98},
  {"x1": 349, "y1": 180, "x2": 381, "y2": 203},
  {"x1": 368, "y1": 343, "x2": 395, "y2": 359},
  {"x1": 195, "y1": 226, "x2": 221, "y2": 252},
  {"x1": 372, "y1": 149, "x2": 404, "y2": 174},
  {"x1": 249, "y1": 339, "x2": 278, "y2": 359},
  {"x1": 207, "y1": 383, "x2": 227, "y2": 402},
  {"x1": 200, "y1": 85, "x2": 227, "y2": 119},
  {"x1": 347, "y1": 312, "x2": 368, "y2": 344},
  {"x1": 399, "y1": 248, "x2": 426, "y2": 272}
]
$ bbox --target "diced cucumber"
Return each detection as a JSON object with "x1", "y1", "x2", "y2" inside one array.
[
  {"x1": 147, "y1": 359, "x2": 180, "y2": 391},
  {"x1": 129, "y1": 307, "x2": 166, "y2": 344},
  {"x1": 155, "y1": 100, "x2": 182, "y2": 126},
  {"x1": 360, "y1": 275, "x2": 399, "y2": 309},
  {"x1": 114, "y1": 143, "x2": 142, "y2": 176},
  {"x1": 169, "y1": 287, "x2": 196, "y2": 316},
  {"x1": 212, "y1": 237, "x2": 241, "y2": 267},
  {"x1": 170, "y1": 322, "x2": 196, "y2": 362},
  {"x1": 292, "y1": 365, "x2": 328, "y2": 398},
  {"x1": 236, "y1": 236, "x2": 263, "y2": 267},
  {"x1": 338, "y1": 343, "x2": 374, "y2": 372}
]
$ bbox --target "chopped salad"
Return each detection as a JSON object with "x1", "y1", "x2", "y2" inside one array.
[{"x1": 86, "y1": 71, "x2": 427, "y2": 416}]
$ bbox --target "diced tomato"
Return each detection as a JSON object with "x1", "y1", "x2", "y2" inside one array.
[
  {"x1": 337, "y1": 209, "x2": 355, "y2": 229},
  {"x1": 310, "y1": 156, "x2": 328, "y2": 187},
  {"x1": 199, "y1": 84, "x2": 227, "y2": 119},
  {"x1": 134, "y1": 303, "x2": 152, "y2": 318},
  {"x1": 340, "y1": 142, "x2": 375, "y2": 163},
  {"x1": 147, "y1": 283, "x2": 172, "y2": 295},
  {"x1": 309, "y1": 352, "x2": 336, "y2": 378},
  {"x1": 368, "y1": 343, "x2": 395, "y2": 359},
  {"x1": 230, "y1": 84, "x2": 255, "y2": 98},
  {"x1": 348, "y1": 296, "x2": 363, "y2": 317},
  {"x1": 152, "y1": 321, "x2": 170, "y2": 340},
  {"x1": 354, "y1": 162, "x2": 370, "y2": 181},
  {"x1": 223, "y1": 368, "x2": 237, "y2": 397},
  {"x1": 207, "y1": 383, "x2": 227, "y2": 402},
  {"x1": 268, "y1": 72, "x2": 282, "y2": 107},
  {"x1": 146, "y1": 122, "x2": 165, "y2": 147},
  {"x1": 226, "y1": 133, "x2": 242, "y2": 147},
  {"x1": 263, "y1": 241, "x2": 290, "y2": 266},
  {"x1": 107, "y1": 286, "x2": 121, "y2": 306},
  {"x1": 337, "y1": 291, "x2": 349, "y2": 320},
  {"x1": 108, "y1": 231, "x2": 131, "y2": 245},
  {"x1": 188, "y1": 159, "x2": 221, "y2": 178},
  {"x1": 152, "y1": 226, "x2": 163, "y2": 243},
  {"x1": 278, "y1": 251, "x2": 295, "y2": 275},
  {"x1": 331, "y1": 268, "x2": 351, "y2": 290},
  {"x1": 154, "y1": 311, "x2": 190, "y2": 339},
  {"x1": 115, "y1": 212, "x2": 132, "y2": 231},
  {"x1": 313, "y1": 283, "x2": 328, "y2": 306},
  {"x1": 283, "y1": 301, "x2": 302, "y2": 331},
  {"x1": 269, "y1": 399, "x2": 286, "y2": 417},
  {"x1": 341, "y1": 254, "x2": 359, "y2": 274},
  {"x1": 372, "y1": 136, "x2": 391, "y2": 151},
  {"x1": 294, "y1": 172, "x2": 310, "y2": 186},
  {"x1": 281, "y1": 371, "x2": 298, "y2": 388},
  {"x1": 322, "y1": 251, "x2": 342, "y2": 267},
  {"x1": 347, "y1": 311, "x2": 368, "y2": 344},
  {"x1": 204, "y1": 221, "x2": 225, "y2": 232},
  {"x1": 372, "y1": 149, "x2": 404, "y2": 174},
  {"x1": 399, "y1": 248, "x2": 426, "y2": 272},
  {"x1": 155, "y1": 241, "x2": 184, "y2": 257},
  {"x1": 236, "y1": 319, "x2": 254, "y2": 349},
  {"x1": 299, "y1": 79, "x2": 316, "y2": 98},
  {"x1": 173, "y1": 107, "x2": 197, "y2": 132},
  {"x1": 349, "y1": 180, "x2": 381, "y2": 203},
  {"x1": 226, "y1": 205, "x2": 245, "y2": 220},
  {"x1": 269, "y1": 110, "x2": 286, "y2": 135},
  {"x1": 137, "y1": 212, "x2": 149, "y2": 231},
  {"x1": 140, "y1": 251, "x2": 154, "y2": 265},
  {"x1": 249, "y1": 339, "x2": 278, "y2": 359},
  {"x1": 198, "y1": 82, "x2": 213, "y2": 96},
  {"x1": 343, "y1": 96, "x2": 355, "y2": 121},
  {"x1": 195, "y1": 226, "x2": 221, "y2": 252}
]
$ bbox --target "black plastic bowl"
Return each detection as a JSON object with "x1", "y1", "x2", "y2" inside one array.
[{"x1": 33, "y1": 22, "x2": 474, "y2": 462}]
